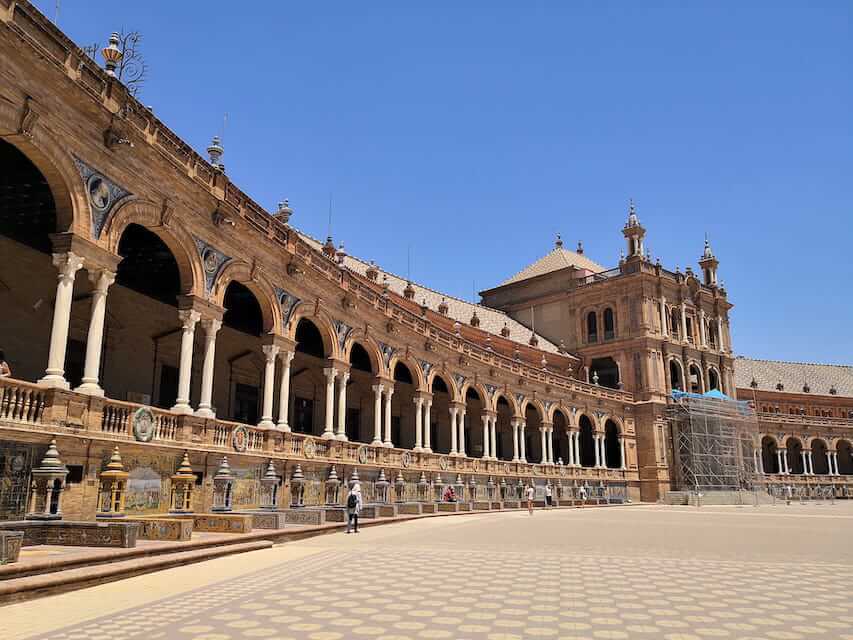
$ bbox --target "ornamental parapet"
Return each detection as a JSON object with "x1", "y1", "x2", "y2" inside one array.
[{"x1": 0, "y1": 377, "x2": 636, "y2": 484}]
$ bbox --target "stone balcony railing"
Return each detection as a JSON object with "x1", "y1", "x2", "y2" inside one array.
[
  {"x1": 0, "y1": 377, "x2": 634, "y2": 482},
  {"x1": 756, "y1": 411, "x2": 853, "y2": 429}
]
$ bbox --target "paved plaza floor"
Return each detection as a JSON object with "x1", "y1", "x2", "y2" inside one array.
[{"x1": 4, "y1": 502, "x2": 853, "y2": 640}]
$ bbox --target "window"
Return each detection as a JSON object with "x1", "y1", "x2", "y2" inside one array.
[
  {"x1": 586, "y1": 311, "x2": 598, "y2": 343},
  {"x1": 232, "y1": 383, "x2": 259, "y2": 425},
  {"x1": 670, "y1": 309, "x2": 681, "y2": 339},
  {"x1": 66, "y1": 464, "x2": 84, "y2": 484},
  {"x1": 603, "y1": 308, "x2": 615, "y2": 340},
  {"x1": 685, "y1": 317, "x2": 694, "y2": 343},
  {"x1": 293, "y1": 397, "x2": 314, "y2": 434}
]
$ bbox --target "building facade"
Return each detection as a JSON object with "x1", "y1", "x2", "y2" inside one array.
[{"x1": 0, "y1": 2, "x2": 849, "y2": 523}]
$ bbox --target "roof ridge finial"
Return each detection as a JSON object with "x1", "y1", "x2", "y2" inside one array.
[
  {"x1": 576, "y1": 240, "x2": 584, "y2": 255},
  {"x1": 555, "y1": 233, "x2": 563, "y2": 249}
]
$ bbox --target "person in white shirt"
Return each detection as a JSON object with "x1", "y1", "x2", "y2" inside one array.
[{"x1": 526, "y1": 484, "x2": 535, "y2": 515}]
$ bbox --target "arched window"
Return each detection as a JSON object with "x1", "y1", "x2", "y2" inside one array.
[
  {"x1": 707, "y1": 368, "x2": 720, "y2": 391},
  {"x1": 688, "y1": 364, "x2": 703, "y2": 394},
  {"x1": 669, "y1": 360, "x2": 684, "y2": 392},
  {"x1": 670, "y1": 309, "x2": 681, "y2": 339},
  {"x1": 603, "y1": 308, "x2": 615, "y2": 340},
  {"x1": 586, "y1": 311, "x2": 598, "y2": 343}
]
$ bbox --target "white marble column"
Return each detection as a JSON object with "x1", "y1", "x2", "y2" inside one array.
[
  {"x1": 75, "y1": 269, "x2": 116, "y2": 396},
  {"x1": 660, "y1": 296, "x2": 668, "y2": 337},
  {"x1": 490, "y1": 415, "x2": 497, "y2": 461},
  {"x1": 567, "y1": 431, "x2": 575, "y2": 467},
  {"x1": 195, "y1": 318, "x2": 222, "y2": 418},
  {"x1": 449, "y1": 406, "x2": 458, "y2": 455},
  {"x1": 594, "y1": 435, "x2": 601, "y2": 468},
  {"x1": 539, "y1": 427, "x2": 548, "y2": 464},
  {"x1": 458, "y1": 408, "x2": 467, "y2": 457},
  {"x1": 717, "y1": 317, "x2": 725, "y2": 352},
  {"x1": 520, "y1": 421, "x2": 527, "y2": 462},
  {"x1": 601, "y1": 434, "x2": 608, "y2": 468},
  {"x1": 548, "y1": 428, "x2": 555, "y2": 464},
  {"x1": 511, "y1": 418, "x2": 520, "y2": 462},
  {"x1": 322, "y1": 367, "x2": 337, "y2": 439},
  {"x1": 39, "y1": 252, "x2": 85, "y2": 388},
  {"x1": 832, "y1": 452, "x2": 839, "y2": 476},
  {"x1": 171, "y1": 309, "x2": 201, "y2": 414},
  {"x1": 776, "y1": 450, "x2": 783, "y2": 475},
  {"x1": 383, "y1": 386, "x2": 394, "y2": 447},
  {"x1": 620, "y1": 437, "x2": 627, "y2": 469},
  {"x1": 258, "y1": 344, "x2": 280, "y2": 429},
  {"x1": 335, "y1": 371, "x2": 350, "y2": 440},
  {"x1": 800, "y1": 451, "x2": 809, "y2": 476},
  {"x1": 423, "y1": 398, "x2": 433, "y2": 452},
  {"x1": 481, "y1": 414, "x2": 490, "y2": 459},
  {"x1": 276, "y1": 350, "x2": 294, "y2": 430},
  {"x1": 414, "y1": 397, "x2": 424, "y2": 451},
  {"x1": 371, "y1": 383, "x2": 384, "y2": 445},
  {"x1": 782, "y1": 451, "x2": 790, "y2": 475},
  {"x1": 680, "y1": 303, "x2": 688, "y2": 342}
]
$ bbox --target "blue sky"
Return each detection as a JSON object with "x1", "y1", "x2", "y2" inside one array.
[{"x1": 38, "y1": 1, "x2": 852, "y2": 363}]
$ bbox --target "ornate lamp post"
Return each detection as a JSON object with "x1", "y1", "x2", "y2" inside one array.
[
  {"x1": 100, "y1": 32, "x2": 123, "y2": 77},
  {"x1": 97, "y1": 447, "x2": 129, "y2": 518},
  {"x1": 290, "y1": 464, "x2": 305, "y2": 507},
  {"x1": 325, "y1": 466, "x2": 341, "y2": 505},
  {"x1": 417, "y1": 471, "x2": 430, "y2": 502},
  {"x1": 26, "y1": 439, "x2": 69, "y2": 520},
  {"x1": 211, "y1": 456, "x2": 235, "y2": 512},
  {"x1": 394, "y1": 470, "x2": 406, "y2": 503},
  {"x1": 259, "y1": 460, "x2": 280, "y2": 510},
  {"x1": 375, "y1": 469, "x2": 390, "y2": 504},
  {"x1": 169, "y1": 452, "x2": 196, "y2": 515}
]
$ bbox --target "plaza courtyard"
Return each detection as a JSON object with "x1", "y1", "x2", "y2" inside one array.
[{"x1": 4, "y1": 503, "x2": 852, "y2": 640}]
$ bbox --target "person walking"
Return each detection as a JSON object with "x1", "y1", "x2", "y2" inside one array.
[
  {"x1": 578, "y1": 484, "x2": 588, "y2": 504},
  {"x1": 346, "y1": 482, "x2": 363, "y2": 533},
  {"x1": 545, "y1": 482, "x2": 553, "y2": 508},
  {"x1": 526, "y1": 483, "x2": 535, "y2": 515},
  {"x1": 0, "y1": 350, "x2": 11, "y2": 378}
]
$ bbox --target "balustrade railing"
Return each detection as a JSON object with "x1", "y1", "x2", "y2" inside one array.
[{"x1": 0, "y1": 378, "x2": 47, "y2": 424}]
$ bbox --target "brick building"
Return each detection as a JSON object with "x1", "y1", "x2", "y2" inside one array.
[{"x1": 0, "y1": 2, "x2": 849, "y2": 523}]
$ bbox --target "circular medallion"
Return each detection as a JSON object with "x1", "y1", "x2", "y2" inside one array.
[
  {"x1": 472, "y1": 459, "x2": 480, "y2": 471},
  {"x1": 202, "y1": 249, "x2": 219, "y2": 274},
  {"x1": 132, "y1": 406, "x2": 156, "y2": 442},
  {"x1": 357, "y1": 446, "x2": 369, "y2": 464},
  {"x1": 87, "y1": 175, "x2": 111, "y2": 211},
  {"x1": 303, "y1": 438, "x2": 316, "y2": 458},
  {"x1": 401, "y1": 451, "x2": 412, "y2": 468},
  {"x1": 439, "y1": 456, "x2": 449, "y2": 470},
  {"x1": 503, "y1": 463, "x2": 510, "y2": 474},
  {"x1": 231, "y1": 426, "x2": 248, "y2": 452}
]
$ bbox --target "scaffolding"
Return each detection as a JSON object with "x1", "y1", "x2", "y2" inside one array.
[{"x1": 667, "y1": 391, "x2": 759, "y2": 492}]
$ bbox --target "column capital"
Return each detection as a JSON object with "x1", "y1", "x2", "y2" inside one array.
[
  {"x1": 178, "y1": 308, "x2": 201, "y2": 329},
  {"x1": 450, "y1": 401, "x2": 467, "y2": 411},
  {"x1": 372, "y1": 382, "x2": 385, "y2": 394},
  {"x1": 262, "y1": 333, "x2": 296, "y2": 352},
  {"x1": 510, "y1": 417, "x2": 523, "y2": 428},
  {"x1": 414, "y1": 390, "x2": 433, "y2": 401},
  {"x1": 87, "y1": 268, "x2": 116, "y2": 292},
  {"x1": 52, "y1": 251, "x2": 85, "y2": 280},
  {"x1": 262, "y1": 343, "x2": 280, "y2": 360},
  {"x1": 541, "y1": 420, "x2": 554, "y2": 429},
  {"x1": 200, "y1": 317, "x2": 223, "y2": 335},
  {"x1": 177, "y1": 294, "x2": 224, "y2": 320},
  {"x1": 50, "y1": 231, "x2": 121, "y2": 271},
  {"x1": 323, "y1": 366, "x2": 339, "y2": 381}
]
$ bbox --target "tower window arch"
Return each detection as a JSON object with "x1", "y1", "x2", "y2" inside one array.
[
  {"x1": 603, "y1": 308, "x2": 615, "y2": 340},
  {"x1": 586, "y1": 311, "x2": 598, "y2": 343}
]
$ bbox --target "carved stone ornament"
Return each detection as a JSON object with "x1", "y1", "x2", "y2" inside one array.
[
  {"x1": 439, "y1": 456, "x2": 449, "y2": 470},
  {"x1": 559, "y1": 465, "x2": 566, "y2": 476},
  {"x1": 18, "y1": 96, "x2": 40, "y2": 138},
  {"x1": 419, "y1": 360, "x2": 433, "y2": 377},
  {"x1": 194, "y1": 237, "x2": 231, "y2": 293},
  {"x1": 303, "y1": 439, "x2": 316, "y2": 459},
  {"x1": 472, "y1": 459, "x2": 480, "y2": 471},
  {"x1": 132, "y1": 407, "x2": 156, "y2": 442},
  {"x1": 276, "y1": 287, "x2": 301, "y2": 326},
  {"x1": 401, "y1": 451, "x2": 412, "y2": 468},
  {"x1": 357, "y1": 446, "x2": 369, "y2": 464},
  {"x1": 73, "y1": 156, "x2": 132, "y2": 240},
  {"x1": 231, "y1": 426, "x2": 249, "y2": 452},
  {"x1": 503, "y1": 463, "x2": 510, "y2": 474},
  {"x1": 333, "y1": 319, "x2": 353, "y2": 350},
  {"x1": 378, "y1": 342, "x2": 396, "y2": 367}
]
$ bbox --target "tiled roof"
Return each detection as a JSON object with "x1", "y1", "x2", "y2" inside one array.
[
  {"x1": 497, "y1": 246, "x2": 605, "y2": 287},
  {"x1": 295, "y1": 232, "x2": 562, "y2": 354},
  {"x1": 734, "y1": 357, "x2": 853, "y2": 398}
]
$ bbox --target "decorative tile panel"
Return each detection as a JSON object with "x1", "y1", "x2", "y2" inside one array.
[
  {"x1": 194, "y1": 236, "x2": 231, "y2": 294},
  {"x1": 73, "y1": 156, "x2": 132, "y2": 240}
]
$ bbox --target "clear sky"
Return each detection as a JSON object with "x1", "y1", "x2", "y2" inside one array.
[{"x1": 37, "y1": 1, "x2": 852, "y2": 364}]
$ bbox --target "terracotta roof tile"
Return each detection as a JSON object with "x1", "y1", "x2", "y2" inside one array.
[
  {"x1": 497, "y1": 247, "x2": 605, "y2": 287},
  {"x1": 734, "y1": 357, "x2": 853, "y2": 398}
]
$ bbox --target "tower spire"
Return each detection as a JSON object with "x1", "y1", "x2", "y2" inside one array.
[{"x1": 622, "y1": 198, "x2": 646, "y2": 259}]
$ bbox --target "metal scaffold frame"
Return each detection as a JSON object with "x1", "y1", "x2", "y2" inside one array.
[{"x1": 667, "y1": 392, "x2": 759, "y2": 492}]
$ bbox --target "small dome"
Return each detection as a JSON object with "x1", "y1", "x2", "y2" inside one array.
[{"x1": 438, "y1": 298, "x2": 449, "y2": 315}]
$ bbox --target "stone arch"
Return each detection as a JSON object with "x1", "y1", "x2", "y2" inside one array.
[
  {"x1": 0, "y1": 118, "x2": 87, "y2": 236},
  {"x1": 492, "y1": 391, "x2": 519, "y2": 416},
  {"x1": 387, "y1": 354, "x2": 426, "y2": 391},
  {"x1": 687, "y1": 360, "x2": 704, "y2": 394},
  {"x1": 460, "y1": 381, "x2": 488, "y2": 405},
  {"x1": 577, "y1": 413, "x2": 596, "y2": 468},
  {"x1": 810, "y1": 438, "x2": 830, "y2": 475},
  {"x1": 706, "y1": 366, "x2": 722, "y2": 392},
  {"x1": 668, "y1": 358, "x2": 685, "y2": 392},
  {"x1": 428, "y1": 370, "x2": 458, "y2": 402},
  {"x1": 836, "y1": 439, "x2": 853, "y2": 475},
  {"x1": 761, "y1": 435, "x2": 779, "y2": 474},
  {"x1": 210, "y1": 261, "x2": 281, "y2": 335},
  {"x1": 104, "y1": 199, "x2": 204, "y2": 297},
  {"x1": 784, "y1": 436, "x2": 805, "y2": 475},
  {"x1": 286, "y1": 303, "x2": 339, "y2": 360},
  {"x1": 519, "y1": 397, "x2": 546, "y2": 422},
  {"x1": 343, "y1": 331, "x2": 383, "y2": 376}
]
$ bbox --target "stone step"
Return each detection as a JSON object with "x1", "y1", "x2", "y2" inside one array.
[{"x1": 0, "y1": 540, "x2": 273, "y2": 605}]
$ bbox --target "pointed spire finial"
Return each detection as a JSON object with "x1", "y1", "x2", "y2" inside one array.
[{"x1": 555, "y1": 233, "x2": 563, "y2": 248}]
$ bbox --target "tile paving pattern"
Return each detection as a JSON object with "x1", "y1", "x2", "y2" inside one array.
[{"x1": 25, "y1": 505, "x2": 853, "y2": 640}]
